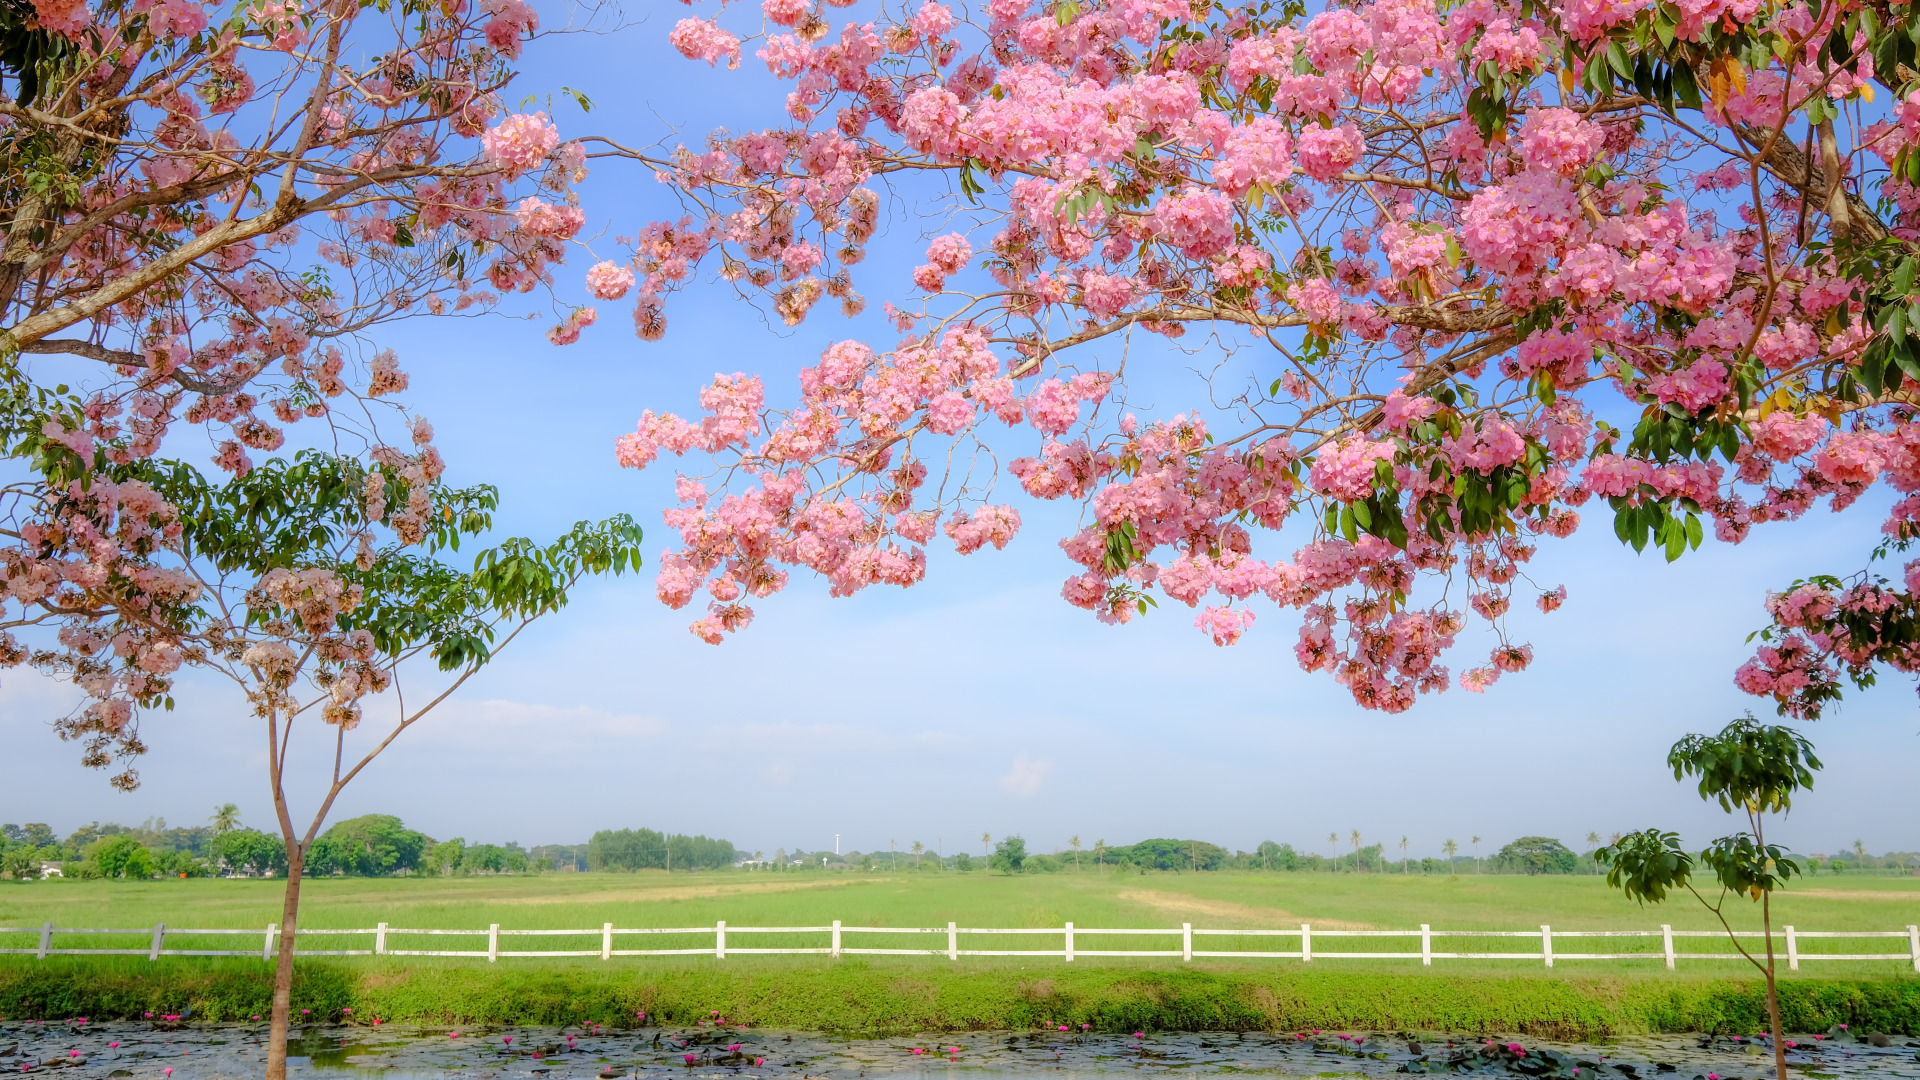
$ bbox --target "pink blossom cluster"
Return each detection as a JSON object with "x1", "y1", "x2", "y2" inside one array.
[{"x1": 583, "y1": 0, "x2": 1913, "y2": 711}]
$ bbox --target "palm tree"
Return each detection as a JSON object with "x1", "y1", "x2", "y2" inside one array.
[
  {"x1": 911, "y1": 840, "x2": 923, "y2": 869},
  {"x1": 1585, "y1": 832, "x2": 1602, "y2": 874},
  {"x1": 1069, "y1": 835, "x2": 1082, "y2": 871},
  {"x1": 1853, "y1": 839, "x2": 1869, "y2": 871},
  {"x1": 210, "y1": 803, "x2": 241, "y2": 835},
  {"x1": 1095, "y1": 838, "x2": 1106, "y2": 870},
  {"x1": 981, "y1": 832, "x2": 991, "y2": 857},
  {"x1": 1350, "y1": 829, "x2": 1362, "y2": 872},
  {"x1": 1443, "y1": 839, "x2": 1458, "y2": 876},
  {"x1": 1327, "y1": 831, "x2": 1339, "y2": 871},
  {"x1": 1471, "y1": 836, "x2": 1483, "y2": 873}
]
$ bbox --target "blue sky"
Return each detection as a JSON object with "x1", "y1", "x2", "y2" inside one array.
[{"x1": 3, "y1": 5, "x2": 1916, "y2": 862}]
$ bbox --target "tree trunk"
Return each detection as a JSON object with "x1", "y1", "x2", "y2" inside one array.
[
  {"x1": 265, "y1": 844, "x2": 305, "y2": 1080},
  {"x1": 1762, "y1": 891, "x2": 1786, "y2": 1080}
]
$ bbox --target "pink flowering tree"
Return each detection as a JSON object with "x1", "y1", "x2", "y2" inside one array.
[
  {"x1": 2, "y1": 0, "x2": 595, "y2": 387},
  {"x1": 580, "y1": 0, "x2": 1920, "y2": 714},
  {"x1": 0, "y1": 0, "x2": 638, "y2": 1069},
  {"x1": 0, "y1": 430, "x2": 641, "y2": 1076}
]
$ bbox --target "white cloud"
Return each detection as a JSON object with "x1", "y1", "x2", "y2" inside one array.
[{"x1": 998, "y1": 755, "x2": 1053, "y2": 798}]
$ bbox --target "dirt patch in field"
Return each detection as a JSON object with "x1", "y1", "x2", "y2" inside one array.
[
  {"x1": 497, "y1": 879, "x2": 856, "y2": 906},
  {"x1": 1779, "y1": 888, "x2": 1920, "y2": 901},
  {"x1": 1116, "y1": 889, "x2": 1374, "y2": 929}
]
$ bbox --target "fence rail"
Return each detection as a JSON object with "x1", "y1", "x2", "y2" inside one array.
[{"x1": 2, "y1": 921, "x2": 1916, "y2": 969}]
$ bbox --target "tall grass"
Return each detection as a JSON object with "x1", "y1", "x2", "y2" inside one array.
[{"x1": 1, "y1": 956, "x2": 1916, "y2": 1038}]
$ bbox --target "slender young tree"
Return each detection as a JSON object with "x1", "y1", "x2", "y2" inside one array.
[
  {"x1": 1598, "y1": 716, "x2": 1819, "y2": 1080},
  {"x1": 19, "y1": 450, "x2": 639, "y2": 1080},
  {"x1": 1443, "y1": 838, "x2": 1459, "y2": 876},
  {"x1": 1069, "y1": 834, "x2": 1082, "y2": 871}
]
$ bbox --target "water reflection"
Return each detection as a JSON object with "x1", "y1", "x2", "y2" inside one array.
[{"x1": 2, "y1": 1021, "x2": 1915, "y2": 1080}]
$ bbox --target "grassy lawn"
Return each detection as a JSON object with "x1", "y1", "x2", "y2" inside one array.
[
  {"x1": 2, "y1": 869, "x2": 1915, "y2": 974},
  {"x1": 2, "y1": 873, "x2": 1917, "y2": 1033}
]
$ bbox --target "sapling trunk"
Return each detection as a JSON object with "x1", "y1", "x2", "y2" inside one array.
[
  {"x1": 266, "y1": 836, "x2": 305, "y2": 1080},
  {"x1": 1763, "y1": 891, "x2": 1786, "y2": 1080}
]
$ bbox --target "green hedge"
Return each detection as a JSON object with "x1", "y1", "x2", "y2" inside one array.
[{"x1": 2, "y1": 960, "x2": 1916, "y2": 1038}]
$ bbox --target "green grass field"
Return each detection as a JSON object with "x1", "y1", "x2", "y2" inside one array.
[
  {"x1": 3, "y1": 871, "x2": 1916, "y2": 1034},
  {"x1": 4, "y1": 867, "x2": 1916, "y2": 951}
]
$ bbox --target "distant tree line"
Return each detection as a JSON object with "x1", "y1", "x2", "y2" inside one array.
[
  {"x1": 0, "y1": 813, "x2": 555, "y2": 880},
  {"x1": 8, "y1": 819, "x2": 1915, "y2": 881},
  {"x1": 586, "y1": 829, "x2": 738, "y2": 872}
]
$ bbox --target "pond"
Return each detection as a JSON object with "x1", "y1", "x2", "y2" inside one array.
[{"x1": 2, "y1": 1021, "x2": 1915, "y2": 1080}]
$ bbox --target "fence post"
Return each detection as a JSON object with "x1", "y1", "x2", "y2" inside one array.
[
  {"x1": 716, "y1": 921, "x2": 726, "y2": 960},
  {"x1": 149, "y1": 923, "x2": 166, "y2": 961},
  {"x1": 948, "y1": 922, "x2": 957, "y2": 961},
  {"x1": 1301, "y1": 923, "x2": 1311, "y2": 963},
  {"x1": 831, "y1": 920, "x2": 841, "y2": 959},
  {"x1": 1420, "y1": 924, "x2": 1432, "y2": 967},
  {"x1": 1065, "y1": 922, "x2": 1074, "y2": 963},
  {"x1": 1540, "y1": 925, "x2": 1553, "y2": 969},
  {"x1": 37, "y1": 921, "x2": 52, "y2": 960},
  {"x1": 602, "y1": 922, "x2": 613, "y2": 961},
  {"x1": 1182, "y1": 923, "x2": 1192, "y2": 962},
  {"x1": 1785, "y1": 925, "x2": 1798, "y2": 971},
  {"x1": 1661, "y1": 925, "x2": 1674, "y2": 970},
  {"x1": 488, "y1": 923, "x2": 499, "y2": 963},
  {"x1": 1908, "y1": 925, "x2": 1919, "y2": 974},
  {"x1": 376, "y1": 922, "x2": 388, "y2": 957},
  {"x1": 263, "y1": 923, "x2": 277, "y2": 962}
]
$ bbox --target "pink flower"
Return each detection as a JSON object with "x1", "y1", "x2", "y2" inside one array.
[
  {"x1": 517, "y1": 197, "x2": 585, "y2": 239},
  {"x1": 1153, "y1": 189, "x2": 1234, "y2": 258},
  {"x1": 1305, "y1": 9, "x2": 1371, "y2": 69},
  {"x1": 914, "y1": 234, "x2": 972, "y2": 290},
  {"x1": 482, "y1": 113, "x2": 560, "y2": 179},
  {"x1": 1814, "y1": 431, "x2": 1886, "y2": 486},
  {"x1": 1195, "y1": 605, "x2": 1256, "y2": 646},
  {"x1": 670, "y1": 18, "x2": 742, "y2": 68},
  {"x1": 1215, "y1": 118, "x2": 1294, "y2": 197},
  {"x1": 1310, "y1": 436, "x2": 1394, "y2": 501},
  {"x1": 1288, "y1": 278, "x2": 1343, "y2": 324},
  {"x1": 762, "y1": 0, "x2": 807, "y2": 26},
  {"x1": 1296, "y1": 125, "x2": 1366, "y2": 182},
  {"x1": 1471, "y1": 19, "x2": 1542, "y2": 75},
  {"x1": 587, "y1": 261, "x2": 636, "y2": 300},
  {"x1": 1518, "y1": 107, "x2": 1604, "y2": 176},
  {"x1": 925, "y1": 392, "x2": 975, "y2": 435}
]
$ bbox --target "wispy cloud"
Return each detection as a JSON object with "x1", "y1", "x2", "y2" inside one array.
[{"x1": 999, "y1": 755, "x2": 1053, "y2": 798}]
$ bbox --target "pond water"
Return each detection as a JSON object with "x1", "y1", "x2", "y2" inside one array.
[{"x1": 2, "y1": 1022, "x2": 1915, "y2": 1080}]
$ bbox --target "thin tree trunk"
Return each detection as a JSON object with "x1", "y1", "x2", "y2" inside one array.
[
  {"x1": 265, "y1": 845, "x2": 304, "y2": 1080},
  {"x1": 1763, "y1": 890, "x2": 1786, "y2": 1080}
]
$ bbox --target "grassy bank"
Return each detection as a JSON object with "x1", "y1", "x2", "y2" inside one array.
[{"x1": 3, "y1": 959, "x2": 1917, "y2": 1039}]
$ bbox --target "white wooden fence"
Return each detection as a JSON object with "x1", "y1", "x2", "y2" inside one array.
[{"x1": 3, "y1": 921, "x2": 1918, "y2": 970}]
